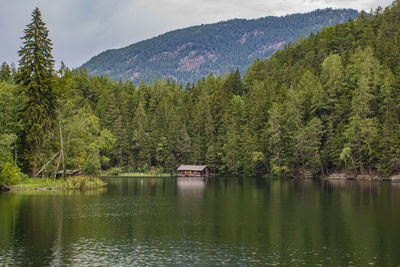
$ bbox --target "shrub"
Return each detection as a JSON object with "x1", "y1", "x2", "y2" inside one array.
[
  {"x1": 105, "y1": 166, "x2": 123, "y2": 176},
  {"x1": 84, "y1": 157, "x2": 101, "y2": 175},
  {"x1": 0, "y1": 163, "x2": 22, "y2": 185},
  {"x1": 62, "y1": 176, "x2": 106, "y2": 190}
]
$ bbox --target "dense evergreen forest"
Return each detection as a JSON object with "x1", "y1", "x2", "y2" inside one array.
[
  {"x1": 82, "y1": 8, "x2": 358, "y2": 85},
  {"x1": 1, "y1": 2, "x2": 400, "y2": 183}
]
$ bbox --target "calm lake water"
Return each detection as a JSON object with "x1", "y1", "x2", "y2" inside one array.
[{"x1": 1, "y1": 177, "x2": 400, "y2": 266}]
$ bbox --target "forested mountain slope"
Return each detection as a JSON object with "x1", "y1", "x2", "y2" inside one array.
[
  {"x1": 2, "y1": 2, "x2": 399, "y2": 180},
  {"x1": 81, "y1": 8, "x2": 358, "y2": 84},
  {"x1": 77, "y1": 1, "x2": 397, "y2": 177}
]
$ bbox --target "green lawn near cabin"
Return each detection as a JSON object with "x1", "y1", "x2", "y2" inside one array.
[{"x1": 12, "y1": 176, "x2": 107, "y2": 190}]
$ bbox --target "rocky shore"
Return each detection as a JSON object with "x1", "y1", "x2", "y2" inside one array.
[{"x1": 324, "y1": 172, "x2": 400, "y2": 182}]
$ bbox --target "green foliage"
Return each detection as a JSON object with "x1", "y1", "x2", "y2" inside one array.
[
  {"x1": 12, "y1": 176, "x2": 106, "y2": 190},
  {"x1": 266, "y1": 102, "x2": 285, "y2": 176},
  {"x1": 0, "y1": 163, "x2": 22, "y2": 185},
  {"x1": 62, "y1": 176, "x2": 106, "y2": 190},
  {"x1": 0, "y1": 81, "x2": 26, "y2": 170},
  {"x1": 0, "y1": 62, "x2": 12, "y2": 81},
  {"x1": 12, "y1": 178, "x2": 60, "y2": 189},
  {"x1": 49, "y1": 2, "x2": 400, "y2": 177},
  {"x1": 222, "y1": 95, "x2": 244, "y2": 175},
  {"x1": 344, "y1": 48, "x2": 381, "y2": 173},
  {"x1": 297, "y1": 117, "x2": 324, "y2": 175},
  {"x1": 0, "y1": 134, "x2": 16, "y2": 168},
  {"x1": 377, "y1": 70, "x2": 400, "y2": 175},
  {"x1": 17, "y1": 8, "x2": 57, "y2": 177},
  {"x1": 4, "y1": 2, "x2": 400, "y2": 178}
]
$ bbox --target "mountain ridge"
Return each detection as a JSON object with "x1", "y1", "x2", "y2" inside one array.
[{"x1": 82, "y1": 8, "x2": 358, "y2": 84}]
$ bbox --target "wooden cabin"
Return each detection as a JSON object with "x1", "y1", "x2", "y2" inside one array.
[
  {"x1": 56, "y1": 169, "x2": 82, "y2": 179},
  {"x1": 177, "y1": 165, "x2": 210, "y2": 177}
]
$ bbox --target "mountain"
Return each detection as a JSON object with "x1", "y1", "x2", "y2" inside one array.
[{"x1": 82, "y1": 8, "x2": 358, "y2": 85}]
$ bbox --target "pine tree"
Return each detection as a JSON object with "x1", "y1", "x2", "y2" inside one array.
[
  {"x1": 283, "y1": 86, "x2": 303, "y2": 174},
  {"x1": 297, "y1": 70, "x2": 328, "y2": 121},
  {"x1": 222, "y1": 95, "x2": 244, "y2": 175},
  {"x1": 266, "y1": 102, "x2": 285, "y2": 176},
  {"x1": 320, "y1": 54, "x2": 347, "y2": 169},
  {"x1": 377, "y1": 70, "x2": 400, "y2": 175},
  {"x1": 132, "y1": 102, "x2": 151, "y2": 171},
  {"x1": 0, "y1": 62, "x2": 12, "y2": 81},
  {"x1": 295, "y1": 117, "x2": 324, "y2": 176},
  {"x1": 343, "y1": 48, "x2": 380, "y2": 173},
  {"x1": 17, "y1": 8, "x2": 57, "y2": 177}
]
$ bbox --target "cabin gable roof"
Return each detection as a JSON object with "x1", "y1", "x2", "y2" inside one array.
[{"x1": 177, "y1": 165, "x2": 208, "y2": 171}]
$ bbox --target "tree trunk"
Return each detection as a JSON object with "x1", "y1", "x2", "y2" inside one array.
[
  {"x1": 59, "y1": 103, "x2": 65, "y2": 180},
  {"x1": 316, "y1": 150, "x2": 325, "y2": 176},
  {"x1": 54, "y1": 153, "x2": 61, "y2": 181},
  {"x1": 14, "y1": 141, "x2": 17, "y2": 166},
  {"x1": 32, "y1": 142, "x2": 38, "y2": 178},
  {"x1": 36, "y1": 152, "x2": 60, "y2": 177}
]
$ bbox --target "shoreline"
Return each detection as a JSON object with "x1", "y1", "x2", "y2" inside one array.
[
  {"x1": 8, "y1": 187, "x2": 60, "y2": 192},
  {"x1": 1, "y1": 176, "x2": 107, "y2": 192},
  {"x1": 322, "y1": 172, "x2": 400, "y2": 182},
  {"x1": 110, "y1": 173, "x2": 171, "y2": 177},
  {"x1": 3, "y1": 173, "x2": 400, "y2": 192}
]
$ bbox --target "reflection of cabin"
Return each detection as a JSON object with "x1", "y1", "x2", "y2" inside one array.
[
  {"x1": 177, "y1": 177, "x2": 206, "y2": 196},
  {"x1": 177, "y1": 165, "x2": 210, "y2": 177}
]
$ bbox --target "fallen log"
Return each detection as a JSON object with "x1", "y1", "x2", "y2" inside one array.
[{"x1": 0, "y1": 184, "x2": 13, "y2": 191}]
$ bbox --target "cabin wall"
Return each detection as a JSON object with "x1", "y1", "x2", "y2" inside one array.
[{"x1": 178, "y1": 168, "x2": 209, "y2": 176}]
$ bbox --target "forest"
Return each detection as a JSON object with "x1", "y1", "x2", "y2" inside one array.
[{"x1": 0, "y1": 1, "x2": 399, "y2": 184}]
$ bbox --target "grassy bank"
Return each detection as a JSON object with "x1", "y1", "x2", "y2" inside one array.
[{"x1": 12, "y1": 176, "x2": 107, "y2": 190}]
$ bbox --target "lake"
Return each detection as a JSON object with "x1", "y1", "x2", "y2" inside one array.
[{"x1": 1, "y1": 177, "x2": 400, "y2": 266}]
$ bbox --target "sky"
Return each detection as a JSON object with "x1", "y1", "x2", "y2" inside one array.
[{"x1": 0, "y1": 0, "x2": 393, "y2": 69}]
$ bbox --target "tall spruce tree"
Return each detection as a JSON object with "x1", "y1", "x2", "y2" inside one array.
[
  {"x1": 0, "y1": 62, "x2": 12, "y2": 81},
  {"x1": 17, "y1": 7, "x2": 56, "y2": 177}
]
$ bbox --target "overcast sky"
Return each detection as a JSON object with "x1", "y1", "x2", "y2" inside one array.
[{"x1": 0, "y1": 0, "x2": 393, "y2": 68}]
